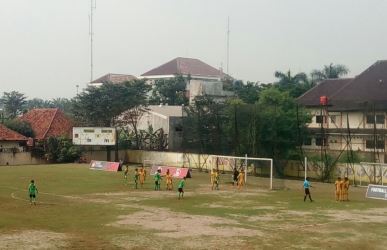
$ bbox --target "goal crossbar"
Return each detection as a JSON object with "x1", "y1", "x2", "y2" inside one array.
[{"x1": 210, "y1": 154, "x2": 274, "y2": 190}]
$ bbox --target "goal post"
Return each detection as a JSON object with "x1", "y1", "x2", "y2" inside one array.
[
  {"x1": 359, "y1": 162, "x2": 387, "y2": 186},
  {"x1": 143, "y1": 159, "x2": 155, "y2": 168},
  {"x1": 210, "y1": 154, "x2": 274, "y2": 190}
]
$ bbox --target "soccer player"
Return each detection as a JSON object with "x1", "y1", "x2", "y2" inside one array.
[
  {"x1": 134, "y1": 168, "x2": 139, "y2": 189},
  {"x1": 28, "y1": 180, "x2": 38, "y2": 205},
  {"x1": 233, "y1": 168, "x2": 239, "y2": 186},
  {"x1": 210, "y1": 169, "x2": 216, "y2": 190},
  {"x1": 343, "y1": 177, "x2": 350, "y2": 201},
  {"x1": 124, "y1": 165, "x2": 129, "y2": 179},
  {"x1": 178, "y1": 177, "x2": 186, "y2": 199},
  {"x1": 303, "y1": 177, "x2": 313, "y2": 202},
  {"x1": 334, "y1": 177, "x2": 342, "y2": 201},
  {"x1": 166, "y1": 169, "x2": 173, "y2": 191},
  {"x1": 214, "y1": 170, "x2": 220, "y2": 190},
  {"x1": 154, "y1": 169, "x2": 162, "y2": 191},
  {"x1": 139, "y1": 166, "x2": 146, "y2": 188},
  {"x1": 237, "y1": 170, "x2": 245, "y2": 190}
]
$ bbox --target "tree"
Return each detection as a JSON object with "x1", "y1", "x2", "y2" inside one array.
[
  {"x1": 0, "y1": 91, "x2": 27, "y2": 119},
  {"x1": 26, "y1": 98, "x2": 52, "y2": 109},
  {"x1": 183, "y1": 95, "x2": 227, "y2": 154},
  {"x1": 45, "y1": 137, "x2": 81, "y2": 163},
  {"x1": 255, "y1": 87, "x2": 311, "y2": 174},
  {"x1": 150, "y1": 75, "x2": 189, "y2": 105},
  {"x1": 72, "y1": 80, "x2": 150, "y2": 127},
  {"x1": 117, "y1": 106, "x2": 147, "y2": 149},
  {"x1": 3, "y1": 119, "x2": 34, "y2": 137},
  {"x1": 226, "y1": 80, "x2": 261, "y2": 104},
  {"x1": 311, "y1": 63, "x2": 349, "y2": 83},
  {"x1": 274, "y1": 70, "x2": 311, "y2": 98}
]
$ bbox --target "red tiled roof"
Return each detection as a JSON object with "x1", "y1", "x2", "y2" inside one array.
[
  {"x1": 0, "y1": 124, "x2": 28, "y2": 141},
  {"x1": 19, "y1": 108, "x2": 73, "y2": 140},
  {"x1": 142, "y1": 57, "x2": 225, "y2": 78},
  {"x1": 91, "y1": 73, "x2": 137, "y2": 84}
]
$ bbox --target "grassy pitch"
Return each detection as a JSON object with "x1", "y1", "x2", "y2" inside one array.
[{"x1": 0, "y1": 164, "x2": 386, "y2": 250}]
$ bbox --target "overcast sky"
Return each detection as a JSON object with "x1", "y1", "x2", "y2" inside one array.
[{"x1": 1, "y1": 0, "x2": 387, "y2": 99}]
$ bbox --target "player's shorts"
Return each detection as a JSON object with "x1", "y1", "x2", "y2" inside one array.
[
  {"x1": 178, "y1": 188, "x2": 183, "y2": 192},
  {"x1": 29, "y1": 194, "x2": 36, "y2": 198},
  {"x1": 304, "y1": 188, "x2": 310, "y2": 195}
]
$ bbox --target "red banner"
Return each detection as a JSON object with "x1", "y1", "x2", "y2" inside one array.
[
  {"x1": 90, "y1": 160, "x2": 121, "y2": 172},
  {"x1": 150, "y1": 166, "x2": 191, "y2": 178}
]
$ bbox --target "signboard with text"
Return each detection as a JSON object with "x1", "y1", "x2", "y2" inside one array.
[
  {"x1": 90, "y1": 160, "x2": 121, "y2": 172},
  {"x1": 73, "y1": 127, "x2": 116, "y2": 145},
  {"x1": 366, "y1": 184, "x2": 387, "y2": 200}
]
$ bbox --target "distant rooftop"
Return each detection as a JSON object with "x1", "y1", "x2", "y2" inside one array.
[
  {"x1": 298, "y1": 60, "x2": 387, "y2": 110},
  {"x1": 0, "y1": 124, "x2": 28, "y2": 141},
  {"x1": 141, "y1": 57, "x2": 226, "y2": 79},
  {"x1": 91, "y1": 73, "x2": 137, "y2": 84}
]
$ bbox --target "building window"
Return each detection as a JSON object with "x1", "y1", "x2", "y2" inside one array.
[
  {"x1": 366, "y1": 115, "x2": 385, "y2": 124},
  {"x1": 315, "y1": 137, "x2": 327, "y2": 146},
  {"x1": 366, "y1": 139, "x2": 385, "y2": 149}
]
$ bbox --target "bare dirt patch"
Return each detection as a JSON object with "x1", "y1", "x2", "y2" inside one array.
[
  {"x1": 109, "y1": 207, "x2": 261, "y2": 238},
  {"x1": 323, "y1": 207, "x2": 387, "y2": 223},
  {"x1": 0, "y1": 230, "x2": 69, "y2": 250}
]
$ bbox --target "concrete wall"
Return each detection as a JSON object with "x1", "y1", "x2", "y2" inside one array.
[{"x1": 0, "y1": 152, "x2": 46, "y2": 166}]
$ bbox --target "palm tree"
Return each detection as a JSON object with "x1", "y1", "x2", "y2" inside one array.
[
  {"x1": 274, "y1": 70, "x2": 311, "y2": 98},
  {"x1": 311, "y1": 63, "x2": 349, "y2": 83},
  {"x1": 274, "y1": 70, "x2": 308, "y2": 87}
]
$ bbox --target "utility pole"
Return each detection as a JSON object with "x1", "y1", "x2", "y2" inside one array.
[
  {"x1": 89, "y1": 0, "x2": 96, "y2": 83},
  {"x1": 226, "y1": 17, "x2": 230, "y2": 75}
]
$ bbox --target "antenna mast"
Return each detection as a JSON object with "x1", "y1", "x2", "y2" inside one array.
[
  {"x1": 89, "y1": 0, "x2": 96, "y2": 82},
  {"x1": 226, "y1": 17, "x2": 230, "y2": 75}
]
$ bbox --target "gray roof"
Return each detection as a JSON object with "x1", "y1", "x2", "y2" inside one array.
[
  {"x1": 141, "y1": 57, "x2": 226, "y2": 78},
  {"x1": 91, "y1": 73, "x2": 137, "y2": 84},
  {"x1": 297, "y1": 60, "x2": 387, "y2": 111}
]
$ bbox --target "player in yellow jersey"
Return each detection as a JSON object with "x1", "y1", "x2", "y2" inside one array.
[
  {"x1": 139, "y1": 166, "x2": 146, "y2": 188},
  {"x1": 342, "y1": 177, "x2": 350, "y2": 201},
  {"x1": 334, "y1": 177, "x2": 342, "y2": 201},
  {"x1": 166, "y1": 169, "x2": 173, "y2": 191},
  {"x1": 237, "y1": 170, "x2": 245, "y2": 190}
]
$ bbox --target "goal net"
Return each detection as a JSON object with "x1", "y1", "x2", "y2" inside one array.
[
  {"x1": 358, "y1": 162, "x2": 387, "y2": 186},
  {"x1": 209, "y1": 154, "x2": 281, "y2": 190},
  {"x1": 143, "y1": 159, "x2": 156, "y2": 168}
]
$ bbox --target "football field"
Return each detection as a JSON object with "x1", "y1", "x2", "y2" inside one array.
[{"x1": 0, "y1": 164, "x2": 386, "y2": 250}]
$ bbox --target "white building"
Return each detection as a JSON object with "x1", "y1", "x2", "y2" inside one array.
[
  {"x1": 298, "y1": 60, "x2": 387, "y2": 162},
  {"x1": 136, "y1": 105, "x2": 184, "y2": 151},
  {"x1": 140, "y1": 57, "x2": 234, "y2": 103}
]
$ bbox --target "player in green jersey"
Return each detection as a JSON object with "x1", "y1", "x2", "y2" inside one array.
[
  {"x1": 178, "y1": 177, "x2": 186, "y2": 200},
  {"x1": 154, "y1": 169, "x2": 162, "y2": 190},
  {"x1": 28, "y1": 180, "x2": 38, "y2": 205}
]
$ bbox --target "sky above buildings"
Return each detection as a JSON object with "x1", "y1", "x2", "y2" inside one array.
[{"x1": 1, "y1": 0, "x2": 387, "y2": 99}]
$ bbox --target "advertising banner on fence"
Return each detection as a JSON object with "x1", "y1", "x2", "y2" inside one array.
[
  {"x1": 366, "y1": 184, "x2": 387, "y2": 200},
  {"x1": 90, "y1": 160, "x2": 121, "y2": 172},
  {"x1": 150, "y1": 166, "x2": 191, "y2": 178}
]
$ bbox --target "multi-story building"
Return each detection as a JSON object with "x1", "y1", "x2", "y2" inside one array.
[
  {"x1": 298, "y1": 60, "x2": 387, "y2": 162},
  {"x1": 141, "y1": 57, "x2": 233, "y2": 103}
]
